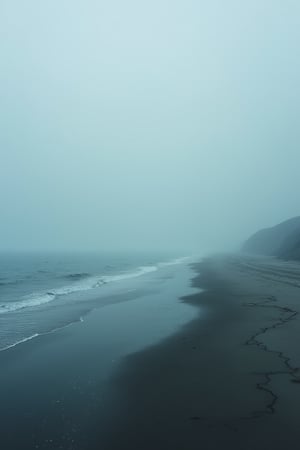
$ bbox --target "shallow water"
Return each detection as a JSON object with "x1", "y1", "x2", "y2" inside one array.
[
  {"x1": 0, "y1": 251, "x2": 189, "y2": 350},
  {"x1": 0, "y1": 260, "x2": 201, "y2": 450}
]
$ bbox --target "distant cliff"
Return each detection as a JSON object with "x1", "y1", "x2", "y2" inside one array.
[{"x1": 242, "y1": 217, "x2": 300, "y2": 260}]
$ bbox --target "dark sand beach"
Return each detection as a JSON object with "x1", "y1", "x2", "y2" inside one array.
[
  {"x1": 2, "y1": 255, "x2": 300, "y2": 449},
  {"x1": 103, "y1": 255, "x2": 300, "y2": 449}
]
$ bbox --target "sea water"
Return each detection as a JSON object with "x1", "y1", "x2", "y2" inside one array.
[{"x1": 0, "y1": 251, "x2": 189, "y2": 351}]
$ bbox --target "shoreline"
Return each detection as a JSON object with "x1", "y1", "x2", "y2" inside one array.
[
  {"x1": 0, "y1": 256, "x2": 194, "y2": 353},
  {"x1": 0, "y1": 261, "x2": 199, "y2": 450},
  {"x1": 101, "y1": 255, "x2": 300, "y2": 449},
  {"x1": 2, "y1": 254, "x2": 300, "y2": 449}
]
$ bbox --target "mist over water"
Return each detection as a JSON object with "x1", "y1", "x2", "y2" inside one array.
[
  {"x1": 1, "y1": 0, "x2": 300, "y2": 253},
  {"x1": 1, "y1": 4, "x2": 300, "y2": 450}
]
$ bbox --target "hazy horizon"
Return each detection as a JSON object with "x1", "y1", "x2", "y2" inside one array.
[{"x1": 1, "y1": 0, "x2": 300, "y2": 252}]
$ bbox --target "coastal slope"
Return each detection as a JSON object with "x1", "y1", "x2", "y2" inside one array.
[{"x1": 242, "y1": 216, "x2": 300, "y2": 260}]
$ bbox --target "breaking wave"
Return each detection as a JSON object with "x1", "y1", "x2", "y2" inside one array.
[{"x1": 0, "y1": 257, "x2": 189, "y2": 315}]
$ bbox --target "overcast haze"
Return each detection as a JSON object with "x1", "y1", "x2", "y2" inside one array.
[{"x1": 1, "y1": 0, "x2": 300, "y2": 252}]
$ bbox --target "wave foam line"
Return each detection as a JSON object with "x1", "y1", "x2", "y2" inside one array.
[
  {"x1": 0, "y1": 257, "x2": 190, "y2": 315},
  {"x1": 0, "y1": 315, "x2": 86, "y2": 352},
  {"x1": 0, "y1": 333, "x2": 40, "y2": 351}
]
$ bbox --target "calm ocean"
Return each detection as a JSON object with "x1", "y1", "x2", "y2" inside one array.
[{"x1": 0, "y1": 251, "x2": 188, "y2": 351}]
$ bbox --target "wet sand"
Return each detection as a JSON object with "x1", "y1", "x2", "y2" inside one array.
[
  {"x1": 103, "y1": 255, "x2": 300, "y2": 449},
  {"x1": 0, "y1": 262, "x2": 198, "y2": 450},
  {"x1": 2, "y1": 255, "x2": 300, "y2": 449}
]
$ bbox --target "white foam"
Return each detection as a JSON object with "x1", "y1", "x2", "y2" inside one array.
[
  {"x1": 0, "y1": 314, "x2": 87, "y2": 352},
  {"x1": 100, "y1": 265, "x2": 158, "y2": 284},
  {"x1": 158, "y1": 256, "x2": 191, "y2": 267},
  {"x1": 0, "y1": 333, "x2": 40, "y2": 351},
  {"x1": 0, "y1": 293, "x2": 55, "y2": 315},
  {"x1": 0, "y1": 257, "x2": 190, "y2": 315}
]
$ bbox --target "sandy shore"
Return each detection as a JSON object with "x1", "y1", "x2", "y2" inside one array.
[
  {"x1": 2, "y1": 254, "x2": 300, "y2": 449},
  {"x1": 0, "y1": 262, "x2": 198, "y2": 450},
  {"x1": 102, "y1": 254, "x2": 300, "y2": 449}
]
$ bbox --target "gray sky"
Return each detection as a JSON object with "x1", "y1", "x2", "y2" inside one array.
[{"x1": 1, "y1": 0, "x2": 300, "y2": 252}]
